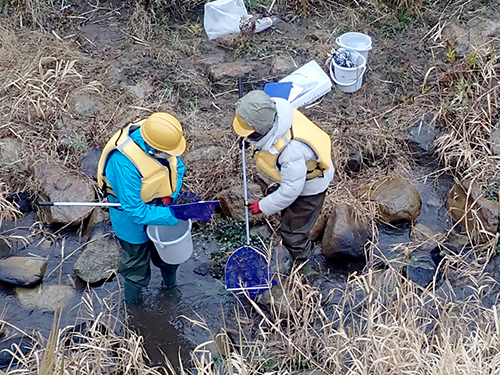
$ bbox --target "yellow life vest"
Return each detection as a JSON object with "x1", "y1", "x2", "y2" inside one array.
[
  {"x1": 97, "y1": 122, "x2": 178, "y2": 203},
  {"x1": 254, "y1": 109, "x2": 331, "y2": 183}
]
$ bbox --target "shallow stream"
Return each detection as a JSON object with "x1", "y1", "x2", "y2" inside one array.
[{"x1": 0, "y1": 161, "x2": 457, "y2": 370}]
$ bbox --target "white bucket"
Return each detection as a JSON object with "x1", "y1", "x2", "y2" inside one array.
[
  {"x1": 147, "y1": 219, "x2": 193, "y2": 265},
  {"x1": 336, "y1": 32, "x2": 372, "y2": 62},
  {"x1": 329, "y1": 49, "x2": 366, "y2": 93}
]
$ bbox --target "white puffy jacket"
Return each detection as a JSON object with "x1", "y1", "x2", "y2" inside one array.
[{"x1": 251, "y1": 98, "x2": 335, "y2": 216}]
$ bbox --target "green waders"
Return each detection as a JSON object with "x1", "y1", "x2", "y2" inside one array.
[
  {"x1": 280, "y1": 189, "x2": 327, "y2": 263},
  {"x1": 118, "y1": 239, "x2": 179, "y2": 303}
]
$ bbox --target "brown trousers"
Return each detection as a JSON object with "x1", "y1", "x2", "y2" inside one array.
[{"x1": 280, "y1": 190, "x2": 327, "y2": 262}]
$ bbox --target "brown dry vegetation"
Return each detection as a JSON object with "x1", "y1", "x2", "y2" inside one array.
[{"x1": 1, "y1": 0, "x2": 500, "y2": 373}]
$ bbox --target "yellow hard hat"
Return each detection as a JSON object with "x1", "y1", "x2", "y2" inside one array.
[
  {"x1": 141, "y1": 112, "x2": 186, "y2": 156},
  {"x1": 232, "y1": 113, "x2": 254, "y2": 137}
]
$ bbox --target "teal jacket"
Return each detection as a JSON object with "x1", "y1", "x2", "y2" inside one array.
[{"x1": 105, "y1": 129, "x2": 185, "y2": 244}]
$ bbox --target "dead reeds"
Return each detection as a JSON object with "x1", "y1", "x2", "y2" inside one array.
[
  {"x1": 187, "y1": 256, "x2": 500, "y2": 375},
  {"x1": 0, "y1": 289, "x2": 173, "y2": 375}
]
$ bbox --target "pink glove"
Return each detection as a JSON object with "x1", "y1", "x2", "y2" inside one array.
[
  {"x1": 162, "y1": 197, "x2": 173, "y2": 206},
  {"x1": 249, "y1": 201, "x2": 261, "y2": 214}
]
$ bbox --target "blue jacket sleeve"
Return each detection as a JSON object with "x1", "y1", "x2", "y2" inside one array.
[
  {"x1": 171, "y1": 157, "x2": 185, "y2": 200},
  {"x1": 106, "y1": 152, "x2": 179, "y2": 226}
]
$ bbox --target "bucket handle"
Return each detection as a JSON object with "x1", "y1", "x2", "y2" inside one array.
[
  {"x1": 328, "y1": 60, "x2": 366, "y2": 87},
  {"x1": 153, "y1": 225, "x2": 165, "y2": 249}
]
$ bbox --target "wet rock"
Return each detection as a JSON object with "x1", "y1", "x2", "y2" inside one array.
[
  {"x1": 193, "y1": 261, "x2": 215, "y2": 276},
  {"x1": 0, "y1": 336, "x2": 33, "y2": 369},
  {"x1": 83, "y1": 208, "x2": 109, "y2": 238},
  {"x1": 217, "y1": 182, "x2": 263, "y2": 224},
  {"x1": 346, "y1": 150, "x2": 362, "y2": 173},
  {"x1": 270, "y1": 55, "x2": 296, "y2": 76},
  {"x1": 68, "y1": 94, "x2": 100, "y2": 118},
  {"x1": 33, "y1": 162, "x2": 95, "y2": 226},
  {"x1": 410, "y1": 222, "x2": 444, "y2": 252},
  {"x1": 0, "y1": 138, "x2": 28, "y2": 171},
  {"x1": 0, "y1": 257, "x2": 47, "y2": 286},
  {"x1": 369, "y1": 176, "x2": 421, "y2": 223},
  {"x1": 256, "y1": 279, "x2": 295, "y2": 319},
  {"x1": 182, "y1": 144, "x2": 224, "y2": 165},
  {"x1": 444, "y1": 231, "x2": 471, "y2": 252},
  {"x1": 321, "y1": 203, "x2": 371, "y2": 260},
  {"x1": 73, "y1": 224, "x2": 121, "y2": 284},
  {"x1": 446, "y1": 179, "x2": 500, "y2": 241},
  {"x1": 209, "y1": 62, "x2": 252, "y2": 82},
  {"x1": 80, "y1": 148, "x2": 102, "y2": 180},
  {"x1": 15, "y1": 285, "x2": 75, "y2": 311},
  {"x1": 403, "y1": 250, "x2": 437, "y2": 288},
  {"x1": 484, "y1": 253, "x2": 500, "y2": 283},
  {"x1": 403, "y1": 223, "x2": 443, "y2": 287},
  {"x1": 309, "y1": 212, "x2": 327, "y2": 242},
  {"x1": 407, "y1": 114, "x2": 440, "y2": 155}
]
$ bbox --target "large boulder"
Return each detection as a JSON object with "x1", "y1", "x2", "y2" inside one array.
[
  {"x1": 0, "y1": 257, "x2": 47, "y2": 286},
  {"x1": 369, "y1": 177, "x2": 421, "y2": 223},
  {"x1": 33, "y1": 162, "x2": 95, "y2": 226},
  {"x1": 321, "y1": 203, "x2": 371, "y2": 260},
  {"x1": 74, "y1": 220, "x2": 121, "y2": 284},
  {"x1": 446, "y1": 179, "x2": 500, "y2": 241},
  {"x1": 217, "y1": 182, "x2": 263, "y2": 224}
]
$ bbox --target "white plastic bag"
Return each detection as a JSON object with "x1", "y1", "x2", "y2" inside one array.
[{"x1": 204, "y1": 0, "x2": 249, "y2": 40}]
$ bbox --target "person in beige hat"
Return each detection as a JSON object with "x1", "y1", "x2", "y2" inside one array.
[{"x1": 233, "y1": 90, "x2": 335, "y2": 275}]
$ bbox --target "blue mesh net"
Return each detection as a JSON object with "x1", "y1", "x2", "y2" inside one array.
[
  {"x1": 170, "y1": 201, "x2": 218, "y2": 222},
  {"x1": 225, "y1": 245, "x2": 275, "y2": 298}
]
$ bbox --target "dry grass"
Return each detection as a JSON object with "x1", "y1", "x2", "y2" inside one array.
[
  {"x1": 187, "y1": 251, "x2": 500, "y2": 375},
  {"x1": 0, "y1": 289, "x2": 174, "y2": 375},
  {"x1": 432, "y1": 49, "x2": 500, "y2": 181}
]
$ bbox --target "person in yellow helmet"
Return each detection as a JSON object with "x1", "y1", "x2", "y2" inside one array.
[
  {"x1": 233, "y1": 90, "x2": 335, "y2": 275},
  {"x1": 97, "y1": 112, "x2": 186, "y2": 303}
]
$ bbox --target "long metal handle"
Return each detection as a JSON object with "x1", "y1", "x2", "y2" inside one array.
[
  {"x1": 242, "y1": 140, "x2": 251, "y2": 246},
  {"x1": 38, "y1": 202, "x2": 121, "y2": 207},
  {"x1": 238, "y1": 76, "x2": 251, "y2": 247}
]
